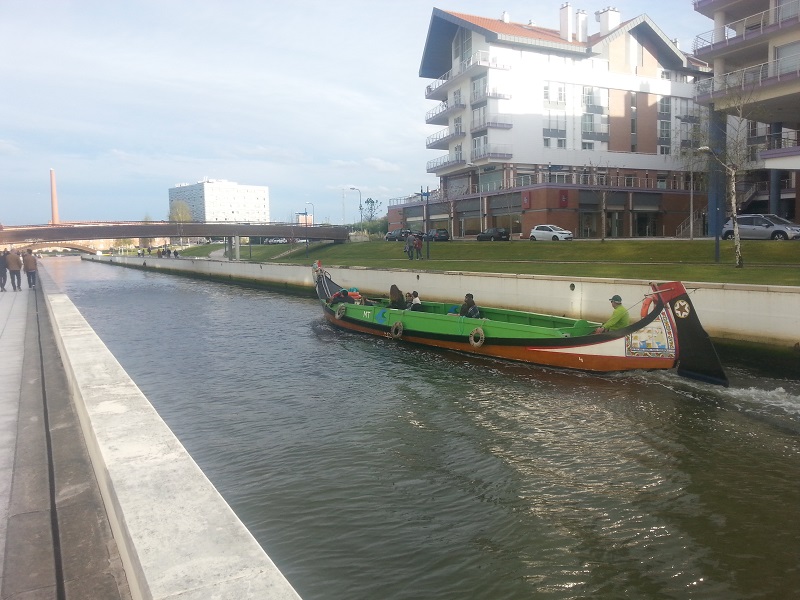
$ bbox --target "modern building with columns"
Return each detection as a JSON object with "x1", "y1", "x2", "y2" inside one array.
[
  {"x1": 394, "y1": 4, "x2": 714, "y2": 239},
  {"x1": 693, "y1": 0, "x2": 800, "y2": 223}
]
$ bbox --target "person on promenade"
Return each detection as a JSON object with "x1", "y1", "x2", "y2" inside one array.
[
  {"x1": 404, "y1": 233, "x2": 415, "y2": 260},
  {"x1": 23, "y1": 249, "x2": 38, "y2": 289},
  {"x1": 389, "y1": 284, "x2": 406, "y2": 309},
  {"x1": 458, "y1": 293, "x2": 480, "y2": 318},
  {"x1": 594, "y1": 294, "x2": 630, "y2": 334},
  {"x1": 414, "y1": 235, "x2": 423, "y2": 260},
  {"x1": 6, "y1": 250, "x2": 22, "y2": 292},
  {"x1": 0, "y1": 249, "x2": 7, "y2": 292}
]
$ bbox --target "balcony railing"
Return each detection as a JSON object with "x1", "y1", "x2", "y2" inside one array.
[
  {"x1": 694, "y1": 0, "x2": 800, "y2": 54},
  {"x1": 425, "y1": 126, "x2": 466, "y2": 149},
  {"x1": 471, "y1": 88, "x2": 512, "y2": 103},
  {"x1": 424, "y1": 50, "x2": 511, "y2": 98},
  {"x1": 695, "y1": 53, "x2": 800, "y2": 99},
  {"x1": 471, "y1": 114, "x2": 513, "y2": 131},
  {"x1": 426, "y1": 151, "x2": 465, "y2": 173},
  {"x1": 425, "y1": 100, "x2": 466, "y2": 124},
  {"x1": 471, "y1": 144, "x2": 513, "y2": 161}
]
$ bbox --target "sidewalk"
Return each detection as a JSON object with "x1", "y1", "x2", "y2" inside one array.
[{"x1": 0, "y1": 278, "x2": 131, "y2": 599}]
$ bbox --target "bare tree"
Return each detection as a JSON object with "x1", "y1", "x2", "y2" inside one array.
[
  {"x1": 698, "y1": 75, "x2": 769, "y2": 268},
  {"x1": 362, "y1": 197, "x2": 383, "y2": 223}
]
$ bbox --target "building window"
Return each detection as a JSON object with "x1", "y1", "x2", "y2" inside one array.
[
  {"x1": 557, "y1": 138, "x2": 567, "y2": 149},
  {"x1": 631, "y1": 118, "x2": 637, "y2": 134},
  {"x1": 582, "y1": 141, "x2": 595, "y2": 150},
  {"x1": 658, "y1": 97, "x2": 671, "y2": 115},
  {"x1": 543, "y1": 84, "x2": 549, "y2": 101},
  {"x1": 631, "y1": 144, "x2": 637, "y2": 152},
  {"x1": 544, "y1": 137, "x2": 551, "y2": 148},
  {"x1": 582, "y1": 113, "x2": 595, "y2": 133},
  {"x1": 659, "y1": 145, "x2": 671, "y2": 155},
  {"x1": 630, "y1": 92, "x2": 637, "y2": 110},
  {"x1": 661, "y1": 70, "x2": 672, "y2": 80},
  {"x1": 659, "y1": 120, "x2": 671, "y2": 139}
]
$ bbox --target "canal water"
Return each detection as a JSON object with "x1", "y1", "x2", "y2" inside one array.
[{"x1": 45, "y1": 258, "x2": 800, "y2": 599}]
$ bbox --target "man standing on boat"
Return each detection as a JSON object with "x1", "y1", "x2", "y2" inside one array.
[{"x1": 595, "y1": 294, "x2": 629, "y2": 334}]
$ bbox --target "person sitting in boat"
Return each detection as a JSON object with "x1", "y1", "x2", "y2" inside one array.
[
  {"x1": 409, "y1": 291, "x2": 422, "y2": 311},
  {"x1": 389, "y1": 284, "x2": 406, "y2": 309},
  {"x1": 329, "y1": 289, "x2": 355, "y2": 305},
  {"x1": 458, "y1": 293, "x2": 480, "y2": 318},
  {"x1": 405, "y1": 292, "x2": 414, "y2": 308},
  {"x1": 594, "y1": 294, "x2": 630, "y2": 333}
]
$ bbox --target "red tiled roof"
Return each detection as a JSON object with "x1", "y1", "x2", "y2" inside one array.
[{"x1": 444, "y1": 10, "x2": 586, "y2": 47}]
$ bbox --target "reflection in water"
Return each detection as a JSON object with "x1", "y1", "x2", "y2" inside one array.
[{"x1": 45, "y1": 258, "x2": 800, "y2": 599}]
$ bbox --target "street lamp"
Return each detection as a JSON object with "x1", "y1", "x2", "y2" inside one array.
[
  {"x1": 350, "y1": 186, "x2": 362, "y2": 230},
  {"x1": 698, "y1": 146, "x2": 743, "y2": 267}
]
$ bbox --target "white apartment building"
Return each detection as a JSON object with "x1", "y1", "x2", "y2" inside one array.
[
  {"x1": 401, "y1": 4, "x2": 713, "y2": 238},
  {"x1": 168, "y1": 179, "x2": 270, "y2": 223}
]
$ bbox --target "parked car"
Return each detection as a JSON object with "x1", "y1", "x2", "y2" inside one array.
[
  {"x1": 423, "y1": 228, "x2": 450, "y2": 241},
  {"x1": 476, "y1": 227, "x2": 510, "y2": 241},
  {"x1": 529, "y1": 224, "x2": 573, "y2": 241},
  {"x1": 385, "y1": 228, "x2": 423, "y2": 241},
  {"x1": 722, "y1": 214, "x2": 800, "y2": 240}
]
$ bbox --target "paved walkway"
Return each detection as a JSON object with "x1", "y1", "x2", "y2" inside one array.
[{"x1": 0, "y1": 276, "x2": 131, "y2": 599}]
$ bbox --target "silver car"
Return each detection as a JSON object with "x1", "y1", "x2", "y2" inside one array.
[
  {"x1": 722, "y1": 214, "x2": 800, "y2": 240},
  {"x1": 529, "y1": 224, "x2": 573, "y2": 241}
]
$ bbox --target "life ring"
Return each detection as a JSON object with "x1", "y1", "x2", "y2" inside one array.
[
  {"x1": 335, "y1": 303, "x2": 347, "y2": 320},
  {"x1": 469, "y1": 327, "x2": 485, "y2": 347},
  {"x1": 640, "y1": 296, "x2": 654, "y2": 319},
  {"x1": 390, "y1": 321, "x2": 404, "y2": 339}
]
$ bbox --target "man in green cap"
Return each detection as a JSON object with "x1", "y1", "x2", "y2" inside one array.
[{"x1": 594, "y1": 294, "x2": 630, "y2": 334}]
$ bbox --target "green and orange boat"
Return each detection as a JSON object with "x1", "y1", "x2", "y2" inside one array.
[{"x1": 313, "y1": 263, "x2": 728, "y2": 386}]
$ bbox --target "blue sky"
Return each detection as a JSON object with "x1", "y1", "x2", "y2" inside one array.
[{"x1": 0, "y1": 1, "x2": 711, "y2": 226}]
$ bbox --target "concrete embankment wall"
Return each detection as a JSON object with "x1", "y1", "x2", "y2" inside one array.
[
  {"x1": 87, "y1": 255, "x2": 800, "y2": 348},
  {"x1": 39, "y1": 267, "x2": 301, "y2": 600}
]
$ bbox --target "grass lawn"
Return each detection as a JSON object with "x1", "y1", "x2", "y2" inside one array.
[{"x1": 179, "y1": 238, "x2": 800, "y2": 286}]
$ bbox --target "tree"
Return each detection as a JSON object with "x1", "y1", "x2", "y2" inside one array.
[
  {"x1": 169, "y1": 200, "x2": 192, "y2": 247},
  {"x1": 698, "y1": 78, "x2": 767, "y2": 269},
  {"x1": 139, "y1": 213, "x2": 153, "y2": 249},
  {"x1": 362, "y1": 197, "x2": 382, "y2": 222}
]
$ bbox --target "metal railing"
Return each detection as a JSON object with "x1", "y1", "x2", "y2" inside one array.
[
  {"x1": 694, "y1": 0, "x2": 800, "y2": 53},
  {"x1": 695, "y1": 53, "x2": 800, "y2": 98},
  {"x1": 425, "y1": 51, "x2": 510, "y2": 97}
]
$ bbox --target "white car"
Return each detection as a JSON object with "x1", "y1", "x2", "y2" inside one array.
[{"x1": 529, "y1": 225, "x2": 573, "y2": 241}]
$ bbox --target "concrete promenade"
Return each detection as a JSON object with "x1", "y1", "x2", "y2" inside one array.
[
  {"x1": 2, "y1": 267, "x2": 301, "y2": 599},
  {"x1": 0, "y1": 281, "x2": 131, "y2": 598}
]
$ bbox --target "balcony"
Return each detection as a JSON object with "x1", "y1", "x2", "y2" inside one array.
[
  {"x1": 693, "y1": 1, "x2": 800, "y2": 55},
  {"x1": 471, "y1": 88, "x2": 512, "y2": 104},
  {"x1": 581, "y1": 123, "x2": 609, "y2": 141},
  {"x1": 426, "y1": 151, "x2": 466, "y2": 173},
  {"x1": 471, "y1": 144, "x2": 513, "y2": 161},
  {"x1": 424, "y1": 50, "x2": 511, "y2": 100},
  {"x1": 695, "y1": 53, "x2": 800, "y2": 102},
  {"x1": 425, "y1": 126, "x2": 466, "y2": 150},
  {"x1": 470, "y1": 114, "x2": 513, "y2": 132},
  {"x1": 425, "y1": 101, "x2": 466, "y2": 125}
]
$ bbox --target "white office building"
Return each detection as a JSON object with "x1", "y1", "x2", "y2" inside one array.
[{"x1": 168, "y1": 179, "x2": 270, "y2": 222}]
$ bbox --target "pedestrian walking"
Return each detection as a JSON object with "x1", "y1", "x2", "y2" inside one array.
[
  {"x1": 0, "y1": 249, "x2": 7, "y2": 292},
  {"x1": 22, "y1": 249, "x2": 38, "y2": 289},
  {"x1": 6, "y1": 250, "x2": 22, "y2": 292}
]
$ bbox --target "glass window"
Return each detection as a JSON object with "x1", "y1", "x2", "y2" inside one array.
[
  {"x1": 544, "y1": 138, "x2": 551, "y2": 148},
  {"x1": 557, "y1": 138, "x2": 566, "y2": 149}
]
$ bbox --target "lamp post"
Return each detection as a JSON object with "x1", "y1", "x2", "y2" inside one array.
[
  {"x1": 350, "y1": 187, "x2": 362, "y2": 231},
  {"x1": 698, "y1": 146, "x2": 743, "y2": 267}
]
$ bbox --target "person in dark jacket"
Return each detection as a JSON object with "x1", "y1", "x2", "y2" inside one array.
[
  {"x1": 6, "y1": 250, "x2": 22, "y2": 292},
  {"x1": 0, "y1": 249, "x2": 7, "y2": 292}
]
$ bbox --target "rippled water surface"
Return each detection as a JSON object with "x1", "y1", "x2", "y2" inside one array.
[{"x1": 45, "y1": 258, "x2": 800, "y2": 599}]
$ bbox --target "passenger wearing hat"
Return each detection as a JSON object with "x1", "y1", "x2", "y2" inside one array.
[{"x1": 594, "y1": 294, "x2": 630, "y2": 334}]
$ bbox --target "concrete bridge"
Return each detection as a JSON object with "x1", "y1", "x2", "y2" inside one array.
[{"x1": 0, "y1": 221, "x2": 350, "y2": 246}]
